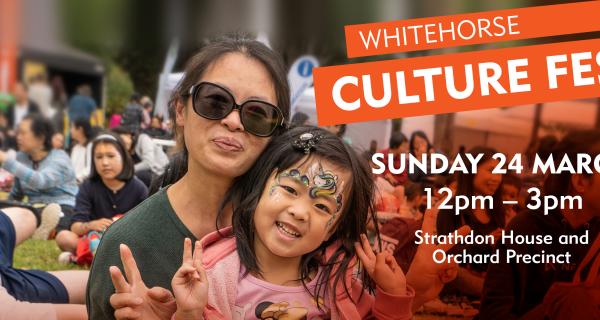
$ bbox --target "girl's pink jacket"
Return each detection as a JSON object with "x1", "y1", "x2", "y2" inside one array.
[{"x1": 192, "y1": 227, "x2": 414, "y2": 320}]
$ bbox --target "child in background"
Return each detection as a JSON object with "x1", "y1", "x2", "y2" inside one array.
[
  {"x1": 111, "y1": 126, "x2": 411, "y2": 319},
  {"x1": 55, "y1": 133, "x2": 148, "y2": 264}
]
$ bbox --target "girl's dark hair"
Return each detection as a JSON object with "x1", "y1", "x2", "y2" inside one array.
[
  {"x1": 23, "y1": 114, "x2": 54, "y2": 151},
  {"x1": 72, "y1": 117, "x2": 95, "y2": 145},
  {"x1": 455, "y1": 146, "x2": 505, "y2": 227},
  {"x1": 544, "y1": 130, "x2": 600, "y2": 197},
  {"x1": 409, "y1": 130, "x2": 432, "y2": 155},
  {"x1": 152, "y1": 34, "x2": 291, "y2": 193},
  {"x1": 225, "y1": 125, "x2": 377, "y2": 305},
  {"x1": 89, "y1": 132, "x2": 135, "y2": 182}
]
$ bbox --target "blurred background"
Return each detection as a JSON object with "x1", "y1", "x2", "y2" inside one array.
[{"x1": 1, "y1": 0, "x2": 598, "y2": 156}]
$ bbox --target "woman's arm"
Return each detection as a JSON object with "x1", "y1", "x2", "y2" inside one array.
[{"x1": 2, "y1": 154, "x2": 69, "y2": 190}]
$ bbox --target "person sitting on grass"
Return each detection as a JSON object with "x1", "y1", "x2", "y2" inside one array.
[
  {"x1": 55, "y1": 133, "x2": 148, "y2": 263},
  {"x1": 0, "y1": 206, "x2": 88, "y2": 320},
  {"x1": 0, "y1": 114, "x2": 78, "y2": 240}
]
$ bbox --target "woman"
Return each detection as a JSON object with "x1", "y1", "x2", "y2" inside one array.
[
  {"x1": 70, "y1": 118, "x2": 96, "y2": 183},
  {"x1": 112, "y1": 126, "x2": 169, "y2": 186},
  {"x1": 0, "y1": 114, "x2": 78, "y2": 238},
  {"x1": 437, "y1": 146, "x2": 505, "y2": 296},
  {"x1": 90, "y1": 35, "x2": 462, "y2": 320},
  {"x1": 55, "y1": 133, "x2": 148, "y2": 260},
  {"x1": 88, "y1": 35, "x2": 291, "y2": 320}
]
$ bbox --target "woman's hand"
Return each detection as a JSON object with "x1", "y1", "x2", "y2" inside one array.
[
  {"x1": 89, "y1": 218, "x2": 113, "y2": 232},
  {"x1": 406, "y1": 202, "x2": 471, "y2": 311},
  {"x1": 355, "y1": 234, "x2": 406, "y2": 296},
  {"x1": 109, "y1": 244, "x2": 177, "y2": 320},
  {"x1": 171, "y1": 238, "x2": 209, "y2": 320}
]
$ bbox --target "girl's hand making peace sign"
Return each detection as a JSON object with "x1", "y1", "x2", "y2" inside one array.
[
  {"x1": 170, "y1": 238, "x2": 209, "y2": 320},
  {"x1": 355, "y1": 233, "x2": 407, "y2": 296}
]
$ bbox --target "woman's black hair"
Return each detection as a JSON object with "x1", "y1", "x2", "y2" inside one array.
[
  {"x1": 544, "y1": 130, "x2": 600, "y2": 197},
  {"x1": 22, "y1": 114, "x2": 54, "y2": 151},
  {"x1": 151, "y1": 33, "x2": 291, "y2": 193},
  {"x1": 223, "y1": 125, "x2": 377, "y2": 306},
  {"x1": 454, "y1": 146, "x2": 505, "y2": 227},
  {"x1": 409, "y1": 130, "x2": 432, "y2": 155},
  {"x1": 89, "y1": 132, "x2": 135, "y2": 182}
]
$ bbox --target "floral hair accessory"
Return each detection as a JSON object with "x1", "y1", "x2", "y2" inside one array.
[{"x1": 292, "y1": 132, "x2": 322, "y2": 154}]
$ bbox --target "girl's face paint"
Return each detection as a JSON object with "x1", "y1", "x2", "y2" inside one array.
[
  {"x1": 255, "y1": 157, "x2": 350, "y2": 260},
  {"x1": 273, "y1": 162, "x2": 344, "y2": 214}
]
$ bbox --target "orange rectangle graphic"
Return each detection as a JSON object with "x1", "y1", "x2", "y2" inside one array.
[
  {"x1": 314, "y1": 38, "x2": 600, "y2": 126},
  {"x1": 345, "y1": 1, "x2": 600, "y2": 58}
]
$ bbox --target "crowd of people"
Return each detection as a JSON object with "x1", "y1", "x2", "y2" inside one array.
[{"x1": 0, "y1": 34, "x2": 598, "y2": 320}]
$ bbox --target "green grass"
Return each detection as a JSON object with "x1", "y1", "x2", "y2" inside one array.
[{"x1": 13, "y1": 239, "x2": 88, "y2": 271}]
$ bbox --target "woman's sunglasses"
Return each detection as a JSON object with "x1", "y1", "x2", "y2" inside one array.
[{"x1": 187, "y1": 82, "x2": 285, "y2": 137}]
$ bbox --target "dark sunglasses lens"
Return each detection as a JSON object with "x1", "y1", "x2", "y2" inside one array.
[
  {"x1": 241, "y1": 102, "x2": 280, "y2": 136},
  {"x1": 193, "y1": 84, "x2": 233, "y2": 119}
]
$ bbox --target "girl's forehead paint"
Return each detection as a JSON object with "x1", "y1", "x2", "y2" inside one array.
[{"x1": 275, "y1": 161, "x2": 345, "y2": 212}]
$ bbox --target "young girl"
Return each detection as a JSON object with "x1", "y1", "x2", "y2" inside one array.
[
  {"x1": 111, "y1": 127, "x2": 412, "y2": 319},
  {"x1": 55, "y1": 133, "x2": 148, "y2": 262}
]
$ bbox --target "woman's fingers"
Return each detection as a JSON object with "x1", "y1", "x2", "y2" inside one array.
[
  {"x1": 114, "y1": 307, "x2": 141, "y2": 320},
  {"x1": 147, "y1": 287, "x2": 175, "y2": 304},
  {"x1": 110, "y1": 266, "x2": 131, "y2": 294},
  {"x1": 119, "y1": 244, "x2": 143, "y2": 285},
  {"x1": 109, "y1": 292, "x2": 143, "y2": 309}
]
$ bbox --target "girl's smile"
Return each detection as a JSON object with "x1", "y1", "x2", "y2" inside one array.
[{"x1": 253, "y1": 158, "x2": 350, "y2": 259}]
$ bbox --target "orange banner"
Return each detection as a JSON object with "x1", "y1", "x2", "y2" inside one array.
[
  {"x1": 314, "y1": 38, "x2": 600, "y2": 126},
  {"x1": 345, "y1": 1, "x2": 600, "y2": 58},
  {"x1": 0, "y1": 0, "x2": 20, "y2": 92}
]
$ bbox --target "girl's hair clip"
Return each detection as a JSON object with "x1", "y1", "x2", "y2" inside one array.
[{"x1": 293, "y1": 132, "x2": 322, "y2": 154}]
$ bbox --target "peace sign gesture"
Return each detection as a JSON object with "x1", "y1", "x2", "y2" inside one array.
[
  {"x1": 406, "y1": 202, "x2": 471, "y2": 311},
  {"x1": 171, "y1": 238, "x2": 209, "y2": 320},
  {"x1": 109, "y1": 244, "x2": 177, "y2": 320},
  {"x1": 355, "y1": 234, "x2": 407, "y2": 296}
]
